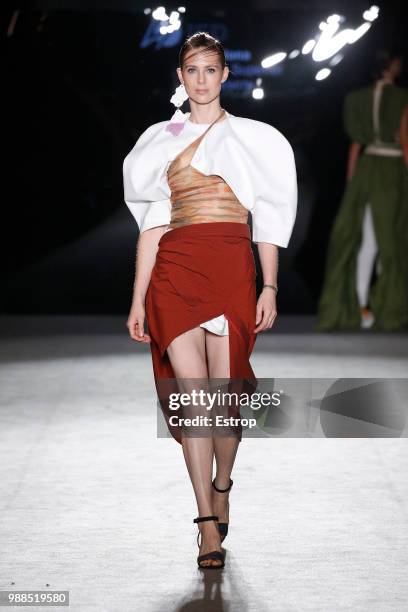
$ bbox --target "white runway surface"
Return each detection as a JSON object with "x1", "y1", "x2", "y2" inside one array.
[{"x1": 0, "y1": 316, "x2": 407, "y2": 611}]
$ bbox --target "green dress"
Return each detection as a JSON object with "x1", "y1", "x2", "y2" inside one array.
[{"x1": 316, "y1": 82, "x2": 408, "y2": 331}]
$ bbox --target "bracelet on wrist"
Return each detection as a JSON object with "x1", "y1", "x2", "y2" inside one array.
[{"x1": 263, "y1": 284, "x2": 278, "y2": 294}]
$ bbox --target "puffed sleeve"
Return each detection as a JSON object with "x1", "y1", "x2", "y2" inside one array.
[
  {"x1": 251, "y1": 126, "x2": 298, "y2": 248},
  {"x1": 123, "y1": 122, "x2": 171, "y2": 233}
]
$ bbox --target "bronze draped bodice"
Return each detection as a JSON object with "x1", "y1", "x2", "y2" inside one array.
[{"x1": 166, "y1": 110, "x2": 248, "y2": 230}]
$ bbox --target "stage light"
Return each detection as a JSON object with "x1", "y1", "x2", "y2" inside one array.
[
  {"x1": 252, "y1": 87, "x2": 264, "y2": 99},
  {"x1": 327, "y1": 14, "x2": 342, "y2": 25},
  {"x1": 169, "y1": 11, "x2": 181, "y2": 28},
  {"x1": 363, "y1": 5, "x2": 379, "y2": 22},
  {"x1": 178, "y1": 6, "x2": 186, "y2": 12},
  {"x1": 312, "y1": 13, "x2": 373, "y2": 62},
  {"x1": 144, "y1": 8, "x2": 152, "y2": 15},
  {"x1": 255, "y1": 4, "x2": 379, "y2": 81},
  {"x1": 302, "y1": 40, "x2": 316, "y2": 55},
  {"x1": 348, "y1": 22, "x2": 371, "y2": 43},
  {"x1": 154, "y1": 7, "x2": 181, "y2": 35},
  {"x1": 315, "y1": 68, "x2": 331, "y2": 80},
  {"x1": 261, "y1": 52, "x2": 287, "y2": 68},
  {"x1": 329, "y1": 53, "x2": 343, "y2": 66},
  {"x1": 152, "y1": 7, "x2": 169, "y2": 21},
  {"x1": 288, "y1": 50, "x2": 300, "y2": 59}
]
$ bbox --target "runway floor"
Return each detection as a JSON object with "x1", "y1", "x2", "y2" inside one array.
[{"x1": 0, "y1": 315, "x2": 407, "y2": 611}]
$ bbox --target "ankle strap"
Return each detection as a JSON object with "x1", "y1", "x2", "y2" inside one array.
[
  {"x1": 193, "y1": 515, "x2": 219, "y2": 524},
  {"x1": 212, "y1": 477, "x2": 233, "y2": 493}
]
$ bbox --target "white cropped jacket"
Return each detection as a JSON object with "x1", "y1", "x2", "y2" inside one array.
[{"x1": 123, "y1": 109, "x2": 298, "y2": 247}]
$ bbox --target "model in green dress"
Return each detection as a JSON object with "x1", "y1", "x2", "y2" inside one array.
[{"x1": 316, "y1": 52, "x2": 408, "y2": 331}]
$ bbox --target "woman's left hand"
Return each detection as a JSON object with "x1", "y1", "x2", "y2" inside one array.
[{"x1": 254, "y1": 289, "x2": 277, "y2": 333}]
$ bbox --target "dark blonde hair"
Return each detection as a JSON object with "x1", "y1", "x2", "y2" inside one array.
[{"x1": 179, "y1": 32, "x2": 226, "y2": 70}]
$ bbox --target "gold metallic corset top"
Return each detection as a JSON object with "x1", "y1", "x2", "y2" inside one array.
[{"x1": 166, "y1": 111, "x2": 248, "y2": 230}]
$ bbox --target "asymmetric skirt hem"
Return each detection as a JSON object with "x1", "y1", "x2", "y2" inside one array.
[{"x1": 145, "y1": 221, "x2": 258, "y2": 444}]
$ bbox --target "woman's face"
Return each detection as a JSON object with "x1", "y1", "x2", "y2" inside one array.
[{"x1": 177, "y1": 47, "x2": 229, "y2": 105}]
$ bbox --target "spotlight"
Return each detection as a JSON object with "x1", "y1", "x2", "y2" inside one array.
[
  {"x1": 261, "y1": 52, "x2": 287, "y2": 68},
  {"x1": 288, "y1": 49, "x2": 300, "y2": 59},
  {"x1": 315, "y1": 68, "x2": 331, "y2": 80},
  {"x1": 363, "y1": 5, "x2": 379, "y2": 22},
  {"x1": 152, "y1": 7, "x2": 169, "y2": 21},
  {"x1": 302, "y1": 40, "x2": 316, "y2": 55},
  {"x1": 252, "y1": 87, "x2": 264, "y2": 99},
  {"x1": 329, "y1": 53, "x2": 343, "y2": 66}
]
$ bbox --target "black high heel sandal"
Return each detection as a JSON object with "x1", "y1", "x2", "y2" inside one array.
[
  {"x1": 193, "y1": 515, "x2": 225, "y2": 569},
  {"x1": 212, "y1": 477, "x2": 233, "y2": 542}
]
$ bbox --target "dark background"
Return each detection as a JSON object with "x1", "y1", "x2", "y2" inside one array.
[{"x1": 3, "y1": 0, "x2": 408, "y2": 314}]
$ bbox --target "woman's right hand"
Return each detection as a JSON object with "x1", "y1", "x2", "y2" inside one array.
[{"x1": 127, "y1": 300, "x2": 151, "y2": 343}]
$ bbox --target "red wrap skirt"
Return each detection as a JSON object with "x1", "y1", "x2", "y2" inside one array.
[{"x1": 145, "y1": 221, "x2": 258, "y2": 444}]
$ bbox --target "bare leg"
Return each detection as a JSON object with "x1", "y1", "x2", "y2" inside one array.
[
  {"x1": 166, "y1": 326, "x2": 222, "y2": 567},
  {"x1": 205, "y1": 330, "x2": 239, "y2": 531},
  {"x1": 356, "y1": 202, "x2": 378, "y2": 308}
]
